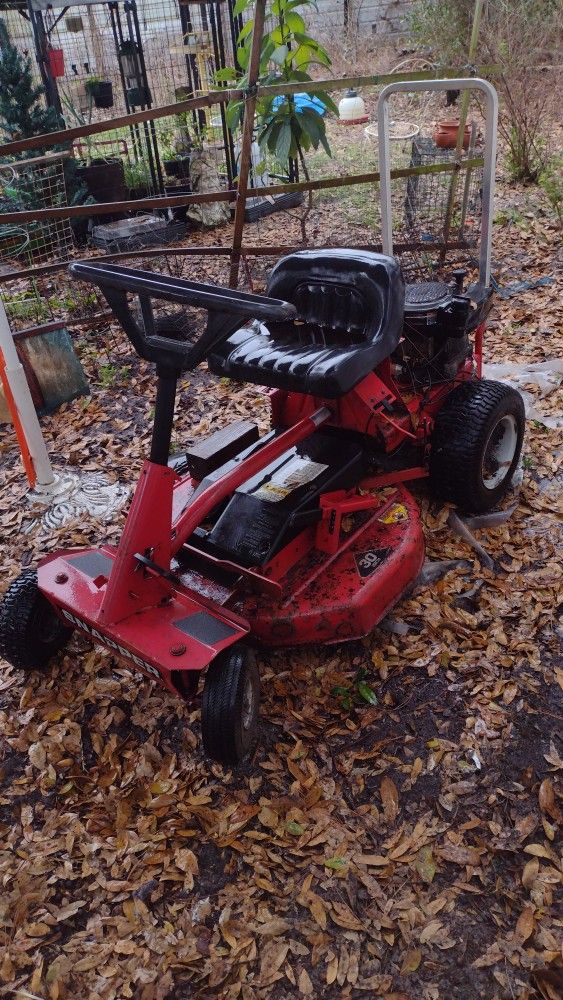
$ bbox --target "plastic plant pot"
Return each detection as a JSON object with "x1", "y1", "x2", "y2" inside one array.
[
  {"x1": 164, "y1": 157, "x2": 190, "y2": 180},
  {"x1": 85, "y1": 81, "x2": 114, "y2": 109},
  {"x1": 127, "y1": 86, "x2": 150, "y2": 108}
]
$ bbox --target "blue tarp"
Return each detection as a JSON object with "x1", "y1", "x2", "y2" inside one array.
[{"x1": 272, "y1": 93, "x2": 326, "y2": 115}]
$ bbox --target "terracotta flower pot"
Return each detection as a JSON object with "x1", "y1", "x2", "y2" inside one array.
[{"x1": 433, "y1": 121, "x2": 471, "y2": 150}]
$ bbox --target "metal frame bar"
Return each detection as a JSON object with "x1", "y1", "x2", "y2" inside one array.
[
  {"x1": 377, "y1": 77, "x2": 498, "y2": 287},
  {"x1": 0, "y1": 66, "x2": 497, "y2": 158}
]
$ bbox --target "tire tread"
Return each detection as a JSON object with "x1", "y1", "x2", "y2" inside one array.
[
  {"x1": 430, "y1": 379, "x2": 525, "y2": 512},
  {"x1": 0, "y1": 570, "x2": 72, "y2": 671}
]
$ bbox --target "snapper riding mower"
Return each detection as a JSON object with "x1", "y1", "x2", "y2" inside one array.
[{"x1": 0, "y1": 80, "x2": 525, "y2": 765}]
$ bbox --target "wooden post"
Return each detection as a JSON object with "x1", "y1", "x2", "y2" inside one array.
[
  {"x1": 440, "y1": 0, "x2": 485, "y2": 259},
  {"x1": 228, "y1": 0, "x2": 267, "y2": 289}
]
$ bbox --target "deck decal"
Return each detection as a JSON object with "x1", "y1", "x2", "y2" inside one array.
[
  {"x1": 59, "y1": 609, "x2": 160, "y2": 678},
  {"x1": 67, "y1": 551, "x2": 113, "y2": 579},
  {"x1": 379, "y1": 502, "x2": 409, "y2": 524},
  {"x1": 173, "y1": 611, "x2": 238, "y2": 645},
  {"x1": 354, "y1": 547, "x2": 391, "y2": 578}
]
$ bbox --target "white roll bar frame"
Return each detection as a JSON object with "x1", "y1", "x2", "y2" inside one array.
[{"x1": 377, "y1": 78, "x2": 498, "y2": 288}]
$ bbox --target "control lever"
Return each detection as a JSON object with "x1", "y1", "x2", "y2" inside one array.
[{"x1": 452, "y1": 268, "x2": 467, "y2": 295}]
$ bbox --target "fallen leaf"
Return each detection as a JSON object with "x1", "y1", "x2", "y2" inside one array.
[
  {"x1": 437, "y1": 843, "x2": 481, "y2": 867},
  {"x1": 324, "y1": 856, "x2": 348, "y2": 871},
  {"x1": 28, "y1": 742, "x2": 46, "y2": 769},
  {"x1": 298, "y1": 968, "x2": 314, "y2": 995},
  {"x1": 415, "y1": 845, "x2": 436, "y2": 884},
  {"x1": 286, "y1": 820, "x2": 305, "y2": 836},
  {"x1": 331, "y1": 901, "x2": 364, "y2": 931},
  {"x1": 400, "y1": 947, "x2": 422, "y2": 974},
  {"x1": 355, "y1": 854, "x2": 389, "y2": 867},
  {"x1": 256, "y1": 919, "x2": 291, "y2": 937},
  {"x1": 259, "y1": 940, "x2": 289, "y2": 981},
  {"x1": 381, "y1": 776, "x2": 399, "y2": 823},
  {"x1": 420, "y1": 919, "x2": 443, "y2": 944},
  {"x1": 515, "y1": 906, "x2": 535, "y2": 942},
  {"x1": 538, "y1": 778, "x2": 556, "y2": 817},
  {"x1": 524, "y1": 843, "x2": 553, "y2": 859},
  {"x1": 522, "y1": 857, "x2": 540, "y2": 889}
]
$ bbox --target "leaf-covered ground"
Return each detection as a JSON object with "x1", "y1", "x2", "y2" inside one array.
[{"x1": 0, "y1": 151, "x2": 562, "y2": 1000}]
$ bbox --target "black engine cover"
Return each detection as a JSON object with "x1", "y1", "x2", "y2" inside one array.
[{"x1": 205, "y1": 430, "x2": 366, "y2": 567}]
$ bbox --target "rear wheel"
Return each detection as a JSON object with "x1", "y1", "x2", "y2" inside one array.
[
  {"x1": 201, "y1": 646, "x2": 260, "y2": 766},
  {"x1": 429, "y1": 379, "x2": 525, "y2": 513},
  {"x1": 0, "y1": 570, "x2": 73, "y2": 671}
]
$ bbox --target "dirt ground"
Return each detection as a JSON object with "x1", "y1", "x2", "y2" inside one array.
[{"x1": 0, "y1": 129, "x2": 562, "y2": 1000}]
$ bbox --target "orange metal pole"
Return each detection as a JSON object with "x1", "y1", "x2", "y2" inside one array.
[{"x1": 0, "y1": 348, "x2": 36, "y2": 487}]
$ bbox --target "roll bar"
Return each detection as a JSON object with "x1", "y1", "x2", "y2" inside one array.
[{"x1": 377, "y1": 78, "x2": 498, "y2": 288}]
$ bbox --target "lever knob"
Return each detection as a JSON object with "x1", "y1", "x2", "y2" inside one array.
[{"x1": 452, "y1": 268, "x2": 467, "y2": 294}]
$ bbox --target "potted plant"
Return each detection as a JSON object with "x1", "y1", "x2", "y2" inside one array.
[
  {"x1": 162, "y1": 120, "x2": 192, "y2": 179},
  {"x1": 61, "y1": 93, "x2": 126, "y2": 208},
  {"x1": 124, "y1": 158, "x2": 151, "y2": 200},
  {"x1": 85, "y1": 76, "x2": 114, "y2": 110},
  {"x1": 118, "y1": 40, "x2": 140, "y2": 80}
]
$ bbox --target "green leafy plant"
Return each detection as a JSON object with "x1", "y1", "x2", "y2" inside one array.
[
  {"x1": 409, "y1": 0, "x2": 562, "y2": 183},
  {"x1": 2, "y1": 289, "x2": 49, "y2": 322},
  {"x1": 0, "y1": 19, "x2": 63, "y2": 154},
  {"x1": 539, "y1": 154, "x2": 563, "y2": 229},
  {"x1": 84, "y1": 75, "x2": 103, "y2": 91},
  {"x1": 123, "y1": 158, "x2": 151, "y2": 192},
  {"x1": 217, "y1": 0, "x2": 337, "y2": 172},
  {"x1": 331, "y1": 667, "x2": 378, "y2": 711},
  {"x1": 98, "y1": 363, "x2": 130, "y2": 388}
]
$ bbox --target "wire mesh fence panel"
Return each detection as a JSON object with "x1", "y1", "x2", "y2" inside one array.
[{"x1": 0, "y1": 154, "x2": 74, "y2": 269}]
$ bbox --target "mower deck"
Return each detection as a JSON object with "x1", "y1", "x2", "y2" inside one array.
[
  {"x1": 237, "y1": 486, "x2": 424, "y2": 645},
  {"x1": 38, "y1": 484, "x2": 424, "y2": 683}
]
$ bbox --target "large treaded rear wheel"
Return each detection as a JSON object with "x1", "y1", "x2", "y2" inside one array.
[
  {"x1": 201, "y1": 646, "x2": 260, "y2": 766},
  {"x1": 430, "y1": 379, "x2": 525, "y2": 513},
  {"x1": 0, "y1": 570, "x2": 73, "y2": 672}
]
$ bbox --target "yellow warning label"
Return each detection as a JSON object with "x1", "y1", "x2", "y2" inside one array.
[
  {"x1": 379, "y1": 502, "x2": 409, "y2": 524},
  {"x1": 253, "y1": 482, "x2": 291, "y2": 502}
]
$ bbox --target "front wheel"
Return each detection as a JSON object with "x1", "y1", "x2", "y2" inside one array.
[
  {"x1": 0, "y1": 570, "x2": 73, "y2": 671},
  {"x1": 201, "y1": 646, "x2": 260, "y2": 766},
  {"x1": 429, "y1": 379, "x2": 525, "y2": 513}
]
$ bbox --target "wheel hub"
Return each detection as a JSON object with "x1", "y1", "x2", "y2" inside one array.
[{"x1": 482, "y1": 414, "x2": 518, "y2": 489}]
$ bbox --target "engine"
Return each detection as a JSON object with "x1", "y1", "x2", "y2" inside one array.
[{"x1": 394, "y1": 280, "x2": 472, "y2": 384}]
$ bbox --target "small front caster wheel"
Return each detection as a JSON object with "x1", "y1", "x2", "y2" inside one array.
[
  {"x1": 201, "y1": 645, "x2": 259, "y2": 766},
  {"x1": 0, "y1": 570, "x2": 73, "y2": 672}
]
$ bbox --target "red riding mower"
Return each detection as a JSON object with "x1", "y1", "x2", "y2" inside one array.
[{"x1": 0, "y1": 80, "x2": 525, "y2": 765}]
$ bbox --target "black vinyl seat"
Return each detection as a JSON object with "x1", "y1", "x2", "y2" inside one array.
[{"x1": 208, "y1": 249, "x2": 405, "y2": 398}]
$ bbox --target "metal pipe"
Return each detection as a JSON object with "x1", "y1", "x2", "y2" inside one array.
[
  {"x1": 0, "y1": 66, "x2": 498, "y2": 158},
  {"x1": 228, "y1": 0, "x2": 267, "y2": 288},
  {"x1": 150, "y1": 372, "x2": 177, "y2": 465}
]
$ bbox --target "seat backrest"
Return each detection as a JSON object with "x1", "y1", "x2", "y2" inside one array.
[{"x1": 266, "y1": 249, "x2": 405, "y2": 346}]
